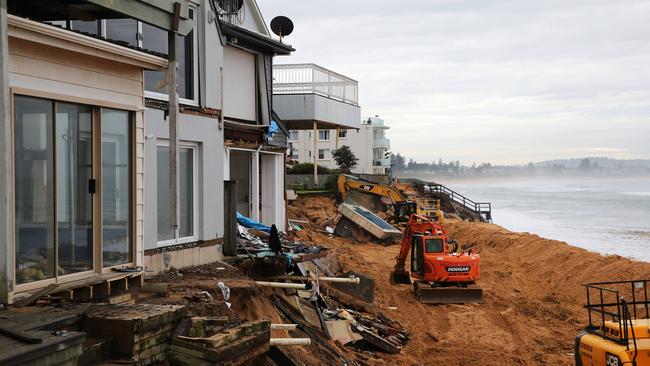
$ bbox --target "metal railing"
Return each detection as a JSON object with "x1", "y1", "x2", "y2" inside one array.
[
  {"x1": 584, "y1": 280, "x2": 650, "y2": 346},
  {"x1": 424, "y1": 183, "x2": 492, "y2": 222},
  {"x1": 273, "y1": 63, "x2": 359, "y2": 105}
]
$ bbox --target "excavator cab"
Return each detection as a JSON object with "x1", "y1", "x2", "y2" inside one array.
[
  {"x1": 410, "y1": 235, "x2": 444, "y2": 277},
  {"x1": 395, "y1": 201, "x2": 417, "y2": 222}
]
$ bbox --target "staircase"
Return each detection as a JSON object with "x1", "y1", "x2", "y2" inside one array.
[{"x1": 424, "y1": 183, "x2": 492, "y2": 223}]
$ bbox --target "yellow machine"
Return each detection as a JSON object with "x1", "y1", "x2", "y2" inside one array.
[
  {"x1": 337, "y1": 174, "x2": 417, "y2": 222},
  {"x1": 575, "y1": 280, "x2": 650, "y2": 366},
  {"x1": 416, "y1": 198, "x2": 444, "y2": 222}
]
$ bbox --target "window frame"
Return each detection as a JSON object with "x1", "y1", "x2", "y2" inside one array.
[
  {"x1": 156, "y1": 140, "x2": 200, "y2": 247},
  {"x1": 318, "y1": 130, "x2": 331, "y2": 141},
  {"x1": 288, "y1": 131, "x2": 299, "y2": 141},
  {"x1": 318, "y1": 148, "x2": 330, "y2": 160},
  {"x1": 141, "y1": 14, "x2": 199, "y2": 106},
  {"x1": 11, "y1": 92, "x2": 138, "y2": 291},
  {"x1": 338, "y1": 129, "x2": 347, "y2": 139}
]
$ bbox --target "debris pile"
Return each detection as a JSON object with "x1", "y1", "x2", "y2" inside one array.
[{"x1": 267, "y1": 254, "x2": 410, "y2": 356}]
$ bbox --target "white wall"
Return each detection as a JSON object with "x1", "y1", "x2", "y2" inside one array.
[
  {"x1": 144, "y1": 109, "x2": 224, "y2": 250},
  {"x1": 223, "y1": 46, "x2": 256, "y2": 121}
]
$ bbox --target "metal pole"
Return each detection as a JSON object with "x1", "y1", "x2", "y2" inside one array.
[
  {"x1": 168, "y1": 31, "x2": 180, "y2": 237},
  {"x1": 0, "y1": 0, "x2": 13, "y2": 305},
  {"x1": 313, "y1": 121, "x2": 318, "y2": 186}
]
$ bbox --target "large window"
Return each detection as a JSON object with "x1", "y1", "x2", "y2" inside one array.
[
  {"x1": 47, "y1": 18, "x2": 196, "y2": 101},
  {"x1": 13, "y1": 96, "x2": 133, "y2": 284},
  {"x1": 157, "y1": 143, "x2": 197, "y2": 244},
  {"x1": 288, "y1": 131, "x2": 299, "y2": 141},
  {"x1": 318, "y1": 130, "x2": 330, "y2": 141},
  {"x1": 142, "y1": 23, "x2": 195, "y2": 100}
]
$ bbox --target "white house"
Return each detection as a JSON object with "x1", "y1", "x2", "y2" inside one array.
[{"x1": 288, "y1": 116, "x2": 392, "y2": 175}]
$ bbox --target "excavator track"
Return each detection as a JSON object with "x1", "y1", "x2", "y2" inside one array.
[{"x1": 414, "y1": 281, "x2": 483, "y2": 304}]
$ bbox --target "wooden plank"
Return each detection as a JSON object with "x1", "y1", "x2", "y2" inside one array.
[
  {"x1": 0, "y1": 325, "x2": 42, "y2": 343},
  {"x1": 13, "y1": 283, "x2": 58, "y2": 307}
]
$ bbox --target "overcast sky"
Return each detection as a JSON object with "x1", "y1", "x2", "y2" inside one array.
[{"x1": 259, "y1": 0, "x2": 650, "y2": 165}]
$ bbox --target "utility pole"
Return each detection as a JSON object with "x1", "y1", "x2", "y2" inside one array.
[
  {"x1": 313, "y1": 121, "x2": 318, "y2": 186},
  {"x1": 168, "y1": 3, "x2": 181, "y2": 239},
  {"x1": 0, "y1": 0, "x2": 13, "y2": 304}
]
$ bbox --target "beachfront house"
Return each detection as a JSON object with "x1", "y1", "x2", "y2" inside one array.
[
  {"x1": 273, "y1": 63, "x2": 361, "y2": 182},
  {"x1": 0, "y1": 0, "x2": 193, "y2": 304}
]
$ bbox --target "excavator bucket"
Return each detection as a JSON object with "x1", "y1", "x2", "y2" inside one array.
[
  {"x1": 389, "y1": 270, "x2": 412, "y2": 285},
  {"x1": 414, "y1": 281, "x2": 483, "y2": 304}
]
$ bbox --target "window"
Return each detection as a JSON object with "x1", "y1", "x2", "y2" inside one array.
[
  {"x1": 143, "y1": 23, "x2": 195, "y2": 100},
  {"x1": 425, "y1": 238, "x2": 444, "y2": 253},
  {"x1": 157, "y1": 143, "x2": 198, "y2": 244},
  {"x1": 102, "y1": 109, "x2": 132, "y2": 267},
  {"x1": 105, "y1": 19, "x2": 139, "y2": 47},
  {"x1": 290, "y1": 146, "x2": 299, "y2": 159},
  {"x1": 339, "y1": 129, "x2": 347, "y2": 139},
  {"x1": 318, "y1": 130, "x2": 330, "y2": 141},
  {"x1": 318, "y1": 149, "x2": 330, "y2": 160},
  {"x1": 288, "y1": 131, "x2": 299, "y2": 141}
]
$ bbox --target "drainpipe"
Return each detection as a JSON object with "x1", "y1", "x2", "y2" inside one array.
[
  {"x1": 0, "y1": 0, "x2": 12, "y2": 304},
  {"x1": 168, "y1": 6, "x2": 181, "y2": 238}
]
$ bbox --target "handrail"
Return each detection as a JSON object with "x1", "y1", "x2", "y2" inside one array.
[
  {"x1": 273, "y1": 63, "x2": 359, "y2": 105},
  {"x1": 583, "y1": 280, "x2": 650, "y2": 345},
  {"x1": 423, "y1": 183, "x2": 492, "y2": 221}
]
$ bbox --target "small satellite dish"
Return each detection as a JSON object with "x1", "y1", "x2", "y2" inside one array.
[{"x1": 270, "y1": 16, "x2": 294, "y2": 40}]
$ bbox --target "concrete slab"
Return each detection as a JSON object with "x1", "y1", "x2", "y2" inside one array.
[{"x1": 337, "y1": 202, "x2": 401, "y2": 240}]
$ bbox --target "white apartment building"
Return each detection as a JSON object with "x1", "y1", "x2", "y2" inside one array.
[{"x1": 288, "y1": 116, "x2": 391, "y2": 175}]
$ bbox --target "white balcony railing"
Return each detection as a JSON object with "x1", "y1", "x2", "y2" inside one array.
[
  {"x1": 373, "y1": 138, "x2": 390, "y2": 149},
  {"x1": 273, "y1": 63, "x2": 359, "y2": 106}
]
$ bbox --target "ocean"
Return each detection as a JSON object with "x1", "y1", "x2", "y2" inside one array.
[{"x1": 435, "y1": 176, "x2": 650, "y2": 262}]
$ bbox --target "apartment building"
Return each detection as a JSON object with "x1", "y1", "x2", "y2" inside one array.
[{"x1": 288, "y1": 116, "x2": 392, "y2": 175}]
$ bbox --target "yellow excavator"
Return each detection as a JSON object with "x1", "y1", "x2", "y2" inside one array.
[
  {"x1": 575, "y1": 280, "x2": 650, "y2": 366},
  {"x1": 416, "y1": 198, "x2": 444, "y2": 222},
  {"x1": 337, "y1": 174, "x2": 417, "y2": 222}
]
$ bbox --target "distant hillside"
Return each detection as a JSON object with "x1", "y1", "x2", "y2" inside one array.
[{"x1": 532, "y1": 157, "x2": 650, "y2": 169}]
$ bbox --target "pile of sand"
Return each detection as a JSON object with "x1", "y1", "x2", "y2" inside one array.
[{"x1": 287, "y1": 194, "x2": 650, "y2": 365}]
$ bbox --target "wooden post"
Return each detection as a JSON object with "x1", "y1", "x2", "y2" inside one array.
[
  {"x1": 335, "y1": 127, "x2": 340, "y2": 149},
  {"x1": 313, "y1": 121, "x2": 318, "y2": 186},
  {"x1": 168, "y1": 30, "x2": 180, "y2": 237},
  {"x1": 0, "y1": 0, "x2": 12, "y2": 304}
]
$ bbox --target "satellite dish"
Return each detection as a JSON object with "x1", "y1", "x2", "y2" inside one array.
[{"x1": 270, "y1": 16, "x2": 294, "y2": 40}]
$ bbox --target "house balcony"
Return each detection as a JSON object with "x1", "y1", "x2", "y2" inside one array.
[
  {"x1": 373, "y1": 138, "x2": 390, "y2": 149},
  {"x1": 273, "y1": 63, "x2": 361, "y2": 130},
  {"x1": 373, "y1": 157, "x2": 391, "y2": 167}
]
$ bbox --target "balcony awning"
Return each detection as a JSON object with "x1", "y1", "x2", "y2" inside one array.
[{"x1": 8, "y1": 0, "x2": 194, "y2": 35}]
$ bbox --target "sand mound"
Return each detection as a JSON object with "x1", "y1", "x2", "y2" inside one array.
[{"x1": 287, "y1": 195, "x2": 650, "y2": 365}]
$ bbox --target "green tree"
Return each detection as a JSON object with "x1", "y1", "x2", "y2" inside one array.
[{"x1": 331, "y1": 145, "x2": 358, "y2": 173}]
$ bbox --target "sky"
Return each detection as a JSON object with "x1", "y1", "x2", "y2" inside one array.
[{"x1": 258, "y1": 0, "x2": 650, "y2": 165}]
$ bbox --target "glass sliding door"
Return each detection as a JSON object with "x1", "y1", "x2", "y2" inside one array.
[
  {"x1": 14, "y1": 96, "x2": 55, "y2": 284},
  {"x1": 101, "y1": 109, "x2": 132, "y2": 267},
  {"x1": 55, "y1": 103, "x2": 93, "y2": 275}
]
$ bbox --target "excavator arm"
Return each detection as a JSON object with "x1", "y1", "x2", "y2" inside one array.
[
  {"x1": 390, "y1": 214, "x2": 434, "y2": 284},
  {"x1": 338, "y1": 174, "x2": 407, "y2": 203}
]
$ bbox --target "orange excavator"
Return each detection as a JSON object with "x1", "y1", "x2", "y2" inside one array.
[{"x1": 390, "y1": 214, "x2": 483, "y2": 304}]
